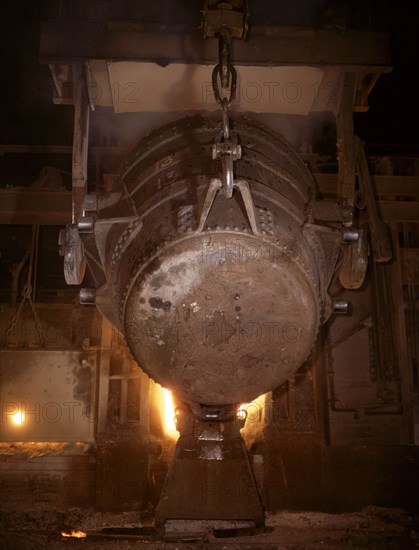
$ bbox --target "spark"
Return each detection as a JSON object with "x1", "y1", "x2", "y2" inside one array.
[{"x1": 61, "y1": 530, "x2": 87, "y2": 538}]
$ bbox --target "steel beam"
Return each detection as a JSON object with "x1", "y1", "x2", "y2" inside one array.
[
  {"x1": 40, "y1": 24, "x2": 391, "y2": 70},
  {"x1": 71, "y1": 64, "x2": 90, "y2": 223},
  {"x1": 380, "y1": 201, "x2": 419, "y2": 223},
  {"x1": 0, "y1": 144, "x2": 127, "y2": 156},
  {"x1": 388, "y1": 224, "x2": 414, "y2": 444},
  {"x1": 336, "y1": 72, "x2": 356, "y2": 223},
  {"x1": 1, "y1": 181, "x2": 417, "y2": 225},
  {"x1": 0, "y1": 189, "x2": 71, "y2": 225},
  {"x1": 356, "y1": 137, "x2": 392, "y2": 262},
  {"x1": 314, "y1": 174, "x2": 419, "y2": 199},
  {"x1": 96, "y1": 317, "x2": 112, "y2": 436}
]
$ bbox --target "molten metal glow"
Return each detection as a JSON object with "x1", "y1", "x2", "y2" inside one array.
[
  {"x1": 12, "y1": 411, "x2": 25, "y2": 425},
  {"x1": 163, "y1": 389, "x2": 179, "y2": 439},
  {"x1": 237, "y1": 404, "x2": 247, "y2": 421},
  {"x1": 156, "y1": 385, "x2": 179, "y2": 439},
  {"x1": 61, "y1": 530, "x2": 87, "y2": 538},
  {"x1": 237, "y1": 394, "x2": 266, "y2": 424}
]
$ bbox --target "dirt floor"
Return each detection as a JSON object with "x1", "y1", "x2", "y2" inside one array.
[{"x1": 1, "y1": 506, "x2": 419, "y2": 549}]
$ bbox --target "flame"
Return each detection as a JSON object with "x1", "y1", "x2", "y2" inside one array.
[
  {"x1": 155, "y1": 385, "x2": 179, "y2": 439},
  {"x1": 61, "y1": 530, "x2": 87, "y2": 538},
  {"x1": 12, "y1": 411, "x2": 25, "y2": 425},
  {"x1": 237, "y1": 405, "x2": 247, "y2": 421},
  {"x1": 237, "y1": 394, "x2": 266, "y2": 424}
]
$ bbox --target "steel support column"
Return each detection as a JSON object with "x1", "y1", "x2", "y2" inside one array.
[{"x1": 72, "y1": 63, "x2": 90, "y2": 224}]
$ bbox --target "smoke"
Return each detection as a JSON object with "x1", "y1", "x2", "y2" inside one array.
[
  {"x1": 240, "y1": 111, "x2": 336, "y2": 154},
  {"x1": 90, "y1": 109, "x2": 184, "y2": 150},
  {"x1": 90, "y1": 107, "x2": 336, "y2": 158}
]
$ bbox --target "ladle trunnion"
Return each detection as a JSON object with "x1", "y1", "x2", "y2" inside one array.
[{"x1": 81, "y1": 116, "x2": 342, "y2": 406}]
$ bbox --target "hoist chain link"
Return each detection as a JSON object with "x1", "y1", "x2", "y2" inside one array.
[
  {"x1": 218, "y1": 28, "x2": 231, "y2": 89},
  {"x1": 211, "y1": 28, "x2": 242, "y2": 197},
  {"x1": 212, "y1": 65, "x2": 237, "y2": 110}
]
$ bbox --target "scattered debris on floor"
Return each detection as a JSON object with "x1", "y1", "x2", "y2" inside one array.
[{"x1": 1, "y1": 506, "x2": 418, "y2": 549}]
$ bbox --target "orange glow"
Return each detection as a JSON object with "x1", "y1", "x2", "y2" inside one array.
[
  {"x1": 155, "y1": 385, "x2": 179, "y2": 439},
  {"x1": 238, "y1": 394, "x2": 265, "y2": 424},
  {"x1": 237, "y1": 404, "x2": 247, "y2": 421},
  {"x1": 61, "y1": 530, "x2": 87, "y2": 538},
  {"x1": 12, "y1": 411, "x2": 25, "y2": 425}
]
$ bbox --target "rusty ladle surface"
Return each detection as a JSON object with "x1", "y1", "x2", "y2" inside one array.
[{"x1": 90, "y1": 116, "x2": 341, "y2": 406}]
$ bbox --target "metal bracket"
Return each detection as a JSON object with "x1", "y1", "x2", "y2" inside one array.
[
  {"x1": 212, "y1": 139, "x2": 241, "y2": 198},
  {"x1": 59, "y1": 64, "x2": 91, "y2": 286},
  {"x1": 60, "y1": 225, "x2": 87, "y2": 285},
  {"x1": 202, "y1": 0, "x2": 249, "y2": 39},
  {"x1": 339, "y1": 228, "x2": 369, "y2": 289},
  {"x1": 79, "y1": 287, "x2": 96, "y2": 305},
  {"x1": 77, "y1": 216, "x2": 95, "y2": 233},
  {"x1": 196, "y1": 178, "x2": 260, "y2": 235}
]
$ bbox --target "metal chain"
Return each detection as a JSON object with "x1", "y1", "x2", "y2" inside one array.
[
  {"x1": 5, "y1": 224, "x2": 46, "y2": 346},
  {"x1": 211, "y1": 58, "x2": 237, "y2": 141},
  {"x1": 211, "y1": 30, "x2": 241, "y2": 197},
  {"x1": 219, "y1": 28, "x2": 231, "y2": 88},
  {"x1": 212, "y1": 28, "x2": 238, "y2": 140}
]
